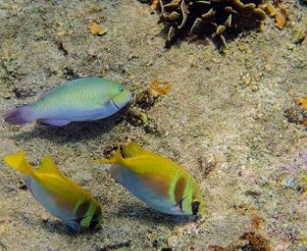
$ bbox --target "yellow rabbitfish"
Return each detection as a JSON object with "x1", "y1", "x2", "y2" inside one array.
[
  {"x1": 3, "y1": 151, "x2": 102, "y2": 233},
  {"x1": 97, "y1": 141, "x2": 204, "y2": 216}
]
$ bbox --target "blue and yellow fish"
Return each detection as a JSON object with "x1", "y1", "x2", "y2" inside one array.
[
  {"x1": 3, "y1": 151, "x2": 103, "y2": 232},
  {"x1": 4, "y1": 77, "x2": 131, "y2": 126},
  {"x1": 96, "y1": 141, "x2": 204, "y2": 216}
]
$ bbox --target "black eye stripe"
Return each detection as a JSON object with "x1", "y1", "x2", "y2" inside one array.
[
  {"x1": 191, "y1": 201, "x2": 200, "y2": 215},
  {"x1": 89, "y1": 219, "x2": 98, "y2": 229},
  {"x1": 89, "y1": 207, "x2": 103, "y2": 229}
]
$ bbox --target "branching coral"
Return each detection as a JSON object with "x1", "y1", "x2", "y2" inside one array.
[{"x1": 151, "y1": 0, "x2": 268, "y2": 49}]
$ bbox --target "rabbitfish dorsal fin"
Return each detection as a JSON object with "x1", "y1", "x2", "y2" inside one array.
[
  {"x1": 121, "y1": 141, "x2": 151, "y2": 159},
  {"x1": 38, "y1": 156, "x2": 67, "y2": 179}
]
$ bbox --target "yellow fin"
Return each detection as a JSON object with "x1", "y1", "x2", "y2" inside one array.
[
  {"x1": 3, "y1": 150, "x2": 34, "y2": 175},
  {"x1": 95, "y1": 141, "x2": 151, "y2": 165},
  {"x1": 37, "y1": 156, "x2": 67, "y2": 179},
  {"x1": 95, "y1": 148, "x2": 124, "y2": 165},
  {"x1": 121, "y1": 141, "x2": 148, "y2": 159}
]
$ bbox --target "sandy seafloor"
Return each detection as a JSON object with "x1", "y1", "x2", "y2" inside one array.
[{"x1": 0, "y1": 0, "x2": 306, "y2": 250}]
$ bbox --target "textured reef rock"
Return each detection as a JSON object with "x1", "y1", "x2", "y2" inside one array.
[{"x1": 150, "y1": 0, "x2": 268, "y2": 49}]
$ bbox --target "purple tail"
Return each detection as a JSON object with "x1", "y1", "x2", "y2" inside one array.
[{"x1": 3, "y1": 105, "x2": 35, "y2": 125}]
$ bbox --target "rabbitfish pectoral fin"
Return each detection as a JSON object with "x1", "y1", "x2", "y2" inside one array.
[
  {"x1": 170, "y1": 197, "x2": 187, "y2": 215},
  {"x1": 67, "y1": 219, "x2": 82, "y2": 233}
]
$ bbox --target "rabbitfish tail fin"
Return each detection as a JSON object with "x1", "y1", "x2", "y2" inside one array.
[
  {"x1": 3, "y1": 151, "x2": 35, "y2": 175},
  {"x1": 3, "y1": 105, "x2": 35, "y2": 125},
  {"x1": 95, "y1": 148, "x2": 124, "y2": 165}
]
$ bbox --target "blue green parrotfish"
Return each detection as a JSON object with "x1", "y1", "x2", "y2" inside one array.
[
  {"x1": 3, "y1": 151, "x2": 103, "y2": 233},
  {"x1": 96, "y1": 141, "x2": 205, "y2": 216},
  {"x1": 4, "y1": 77, "x2": 132, "y2": 126}
]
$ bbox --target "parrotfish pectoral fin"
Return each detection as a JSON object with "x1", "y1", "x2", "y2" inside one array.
[
  {"x1": 39, "y1": 119, "x2": 71, "y2": 127},
  {"x1": 3, "y1": 151, "x2": 34, "y2": 175},
  {"x1": 3, "y1": 105, "x2": 34, "y2": 125},
  {"x1": 102, "y1": 98, "x2": 120, "y2": 111},
  {"x1": 102, "y1": 98, "x2": 111, "y2": 107}
]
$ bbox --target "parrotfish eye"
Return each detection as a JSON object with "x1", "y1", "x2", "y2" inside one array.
[
  {"x1": 118, "y1": 85, "x2": 124, "y2": 92},
  {"x1": 191, "y1": 201, "x2": 200, "y2": 215}
]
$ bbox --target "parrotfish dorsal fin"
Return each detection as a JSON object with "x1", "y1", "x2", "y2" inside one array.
[
  {"x1": 38, "y1": 156, "x2": 67, "y2": 179},
  {"x1": 121, "y1": 141, "x2": 150, "y2": 159},
  {"x1": 3, "y1": 150, "x2": 34, "y2": 175}
]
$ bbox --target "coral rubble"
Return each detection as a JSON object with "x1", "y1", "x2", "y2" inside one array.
[
  {"x1": 284, "y1": 97, "x2": 307, "y2": 128},
  {"x1": 88, "y1": 21, "x2": 108, "y2": 36},
  {"x1": 125, "y1": 80, "x2": 171, "y2": 134},
  {"x1": 274, "y1": 4, "x2": 288, "y2": 29},
  {"x1": 150, "y1": 0, "x2": 268, "y2": 49}
]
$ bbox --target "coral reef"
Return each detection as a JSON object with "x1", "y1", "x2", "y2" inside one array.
[
  {"x1": 136, "y1": 80, "x2": 171, "y2": 110},
  {"x1": 274, "y1": 4, "x2": 288, "y2": 29},
  {"x1": 149, "y1": 0, "x2": 268, "y2": 49},
  {"x1": 284, "y1": 97, "x2": 307, "y2": 128},
  {"x1": 125, "y1": 80, "x2": 171, "y2": 134}
]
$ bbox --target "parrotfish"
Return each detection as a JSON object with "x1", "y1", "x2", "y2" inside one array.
[
  {"x1": 3, "y1": 151, "x2": 103, "y2": 233},
  {"x1": 4, "y1": 77, "x2": 132, "y2": 126},
  {"x1": 96, "y1": 141, "x2": 204, "y2": 216}
]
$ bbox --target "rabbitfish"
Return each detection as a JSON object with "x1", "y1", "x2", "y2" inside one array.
[
  {"x1": 4, "y1": 77, "x2": 131, "y2": 126},
  {"x1": 3, "y1": 151, "x2": 103, "y2": 233},
  {"x1": 96, "y1": 141, "x2": 204, "y2": 216}
]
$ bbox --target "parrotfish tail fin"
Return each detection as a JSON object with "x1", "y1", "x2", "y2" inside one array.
[
  {"x1": 121, "y1": 141, "x2": 148, "y2": 159},
  {"x1": 3, "y1": 105, "x2": 34, "y2": 125},
  {"x1": 95, "y1": 147, "x2": 124, "y2": 165},
  {"x1": 3, "y1": 151, "x2": 34, "y2": 175}
]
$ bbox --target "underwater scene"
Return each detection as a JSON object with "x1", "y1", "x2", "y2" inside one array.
[{"x1": 0, "y1": 0, "x2": 306, "y2": 250}]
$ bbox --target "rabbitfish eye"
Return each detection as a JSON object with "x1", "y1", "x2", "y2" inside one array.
[
  {"x1": 191, "y1": 201, "x2": 200, "y2": 215},
  {"x1": 89, "y1": 219, "x2": 99, "y2": 229}
]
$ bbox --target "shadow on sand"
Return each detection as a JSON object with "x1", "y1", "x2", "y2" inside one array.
[
  {"x1": 112, "y1": 201, "x2": 198, "y2": 228},
  {"x1": 7, "y1": 109, "x2": 129, "y2": 144}
]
